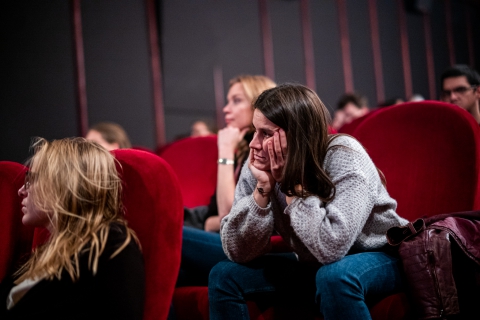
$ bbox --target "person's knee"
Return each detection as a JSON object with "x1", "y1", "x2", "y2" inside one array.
[
  {"x1": 208, "y1": 259, "x2": 237, "y2": 289},
  {"x1": 316, "y1": 252, "x2": 402, "y2": 299},
  {"x1": 315, "y1": 258, "x2": 363, "y2": 298},
  {"x1": 316, "y1": 263, "x2": 346, "y2": 292},
  {"x1": 316, "y1": 260, "x2": 348, "y2": 286}
]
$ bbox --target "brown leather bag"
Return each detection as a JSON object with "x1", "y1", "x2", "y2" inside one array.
[{"x1": 386, "y1": 211, "x2": 480, "y2": 320}]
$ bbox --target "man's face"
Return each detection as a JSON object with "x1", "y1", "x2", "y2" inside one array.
[{"x1": 441, "y1": 76, "x2": 480, "y2": 113}]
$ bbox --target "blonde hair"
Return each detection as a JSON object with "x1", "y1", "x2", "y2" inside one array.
[
  {"x1": 229, "y1": 75, "x2": 276, "y2": 165},
  {"x1": 229, "y1": 75, "x2": 276, "y2": 105},
  {"x1": 16, "y1": 137, "x2": 138, "y2": 283}
]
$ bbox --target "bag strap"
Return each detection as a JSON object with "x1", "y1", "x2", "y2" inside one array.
[{"x1": 386, "y1": 218, "x2": 425, "y2": 246}]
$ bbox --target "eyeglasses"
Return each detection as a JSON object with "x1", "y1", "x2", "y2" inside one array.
[
  {"x1": 440, "y1": 86, "x2": 478, "y2": 98},
  {"x1": 24, "y1": 170, "x2": 34, "y2": 190}
]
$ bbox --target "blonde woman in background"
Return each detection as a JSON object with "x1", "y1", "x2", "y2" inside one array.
[
  {"x1": 0, "y1": 138, "x2": 145, "y2": 320},
  {"x1": 179, "y1": 75, "x2": 276, "y2": 287}
]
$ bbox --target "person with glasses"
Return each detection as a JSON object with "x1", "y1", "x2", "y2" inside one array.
[
  {"x1": 1, "y1": 137, "x2": 145, "y2": 320},
  {"x1": 440, "y1": 64, "x2": 480, "y2": 125}
]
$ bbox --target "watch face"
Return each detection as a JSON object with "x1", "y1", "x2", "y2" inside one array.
[{"x1": 218, "y1": 158, "x2": 234, "y2": 165}]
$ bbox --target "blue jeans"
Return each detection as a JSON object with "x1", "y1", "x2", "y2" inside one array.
[
  {"x1": 208, "y1": 251, "x2": 404, "y2": 320},
  {"x1": 176, "y1": 226, "x2": 227, "y2": 287}
]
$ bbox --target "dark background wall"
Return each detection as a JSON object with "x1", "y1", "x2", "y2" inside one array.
[{"x1": 2, "y1": 0, "x2": 480, "y2": 163}]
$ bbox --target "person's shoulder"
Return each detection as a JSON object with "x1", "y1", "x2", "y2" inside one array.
[
  {"x1": 327, "y1": 134, "x2": 364, "y2": 152},
  {"x1": 324, "y1": 134, "x2": 370, "y2": 172},
  {"x1": 104, "y1": 222, "x2": 140, "y2": 255},
  {"x1": 108, "y1": 222, "x2": 128, "y2": 241}
]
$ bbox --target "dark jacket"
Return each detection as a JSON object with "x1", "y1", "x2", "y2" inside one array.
[
  {"x1": 0, "y1": 224, "x2": 145, "y2": 320},
  {"x1": 386, "y1": 211, "x2": 480, "y2": 320}
]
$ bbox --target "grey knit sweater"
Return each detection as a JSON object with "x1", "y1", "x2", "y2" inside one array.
[{"x1": 220, "y1": 135, "x2": 408, "y2": 264}]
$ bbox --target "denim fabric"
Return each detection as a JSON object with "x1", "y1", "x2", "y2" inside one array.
[
  {"x1": 209, "y1": 251, "x2": 403, "y2": 320},
  {"x1": 176, "y1": 226, "x2": 227, "y2": 287}
]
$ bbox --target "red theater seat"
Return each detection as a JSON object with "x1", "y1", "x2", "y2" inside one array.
[
  {"x1": 113, "y1": 149, "x2": 184, "y2": 320},
  {"x1": 355, "y1": 101, "x2": 480, "y2": 221},
  {"x1": 355, "y1": 100, "x2": 480, "y2": 319},
  {"x1": 158, "y1": 136, "x2": 218, "y2": 208},
  {"x1": 0, "y1": 161, "x2": 34, "y2": 282}
]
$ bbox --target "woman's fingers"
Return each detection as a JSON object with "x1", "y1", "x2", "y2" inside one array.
[
  {"x1": 279, "y1": 129, "x2": 287, "y2": 157},
  {"x1": 267, "y1": 140, "x2": 276, "y2": 164},
  {"x1": 273, "y1": 132, "x2": 284, "y2": 160},
  {"x1": 218, "y1": 126, "x2": 243, "y2": 151},
  {"x1": 265, "y1": 129, "x2": 288, "y2": 182}
]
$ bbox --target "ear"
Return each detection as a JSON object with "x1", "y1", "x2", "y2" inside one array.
[{"x1": 474, "y1": 86, "x2": 480, "y2": 99}]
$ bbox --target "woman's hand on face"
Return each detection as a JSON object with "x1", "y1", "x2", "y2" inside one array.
[
  {"x1": 268, "y1": 129, "x2": 287, "y2": 182},
  {"x1": 248, "y1": 149, "x2": 275, "y2": 190},
  {"x1": 217, "y1": 126, "x2": 249, "y2": 155}
]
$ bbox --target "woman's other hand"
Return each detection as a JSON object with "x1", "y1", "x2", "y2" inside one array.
[{"x1": 217, "y1": 126, "x2": 249, "y2": 158}]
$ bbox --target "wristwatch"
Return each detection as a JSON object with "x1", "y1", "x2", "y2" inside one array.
[{"x1": 218, "y1": 158, "x2": 234, "y2": 165}]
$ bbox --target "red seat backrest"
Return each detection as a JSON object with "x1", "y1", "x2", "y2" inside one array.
[
  {"x1": 0, "y1": 161, "x2": 35, "y2": 281},
  {"x1": 355, "y1": 101, "x2": 480, "y2": 221},
  {"x1": 113, "y1": 149, "x2": 184, "y2": 320},
  {"x1": 158, "y1": 136, "x2": 218, "y2": 208}
]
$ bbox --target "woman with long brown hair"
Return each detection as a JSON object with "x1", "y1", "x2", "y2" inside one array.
[
  {"x1": 1, "y1": 138, "x2": 144, "y2": 319},
  {"x1": 208, "y1": 83, "x2": 408, "y2": 319}
]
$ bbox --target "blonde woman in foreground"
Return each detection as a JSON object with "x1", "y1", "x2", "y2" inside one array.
[{"x1": 0, "y1": 137, "x2": 145, "y2": 320}]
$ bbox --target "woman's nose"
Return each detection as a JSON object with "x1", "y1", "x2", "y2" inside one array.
[
  {"x1": 223, "y1": 103, "x2": 230, "y2": 113},
  {"x1": 18, "y1": 185, "x2": 26, "y2": 197},
  {"x1": 249, "y1": 133, "x2": 260, "y2": 149}
]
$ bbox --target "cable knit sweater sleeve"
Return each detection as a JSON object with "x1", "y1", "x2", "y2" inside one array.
[{"x1": 220, "y1": 163, "x2": 275, "y2": 263}]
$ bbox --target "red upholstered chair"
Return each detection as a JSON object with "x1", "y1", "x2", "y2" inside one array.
[
  {"x1": 112, "y1": 149, "x2": 184, "y2": 320},
  {"x1": 31, "y1": 149, "x2": 184, "y2": 320},
  {"x1": 158, "y1": 136, "x2": 218, "y2": 208},
  {"x1": 0, "y1": 161, "x2": 35, "y2": 282},
  {"x1": 354, "y1": 101, "x2": 480, "y2": 319},
  {"x1": 327, "y1": 125, "x2": 337, "y2": 134}
]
